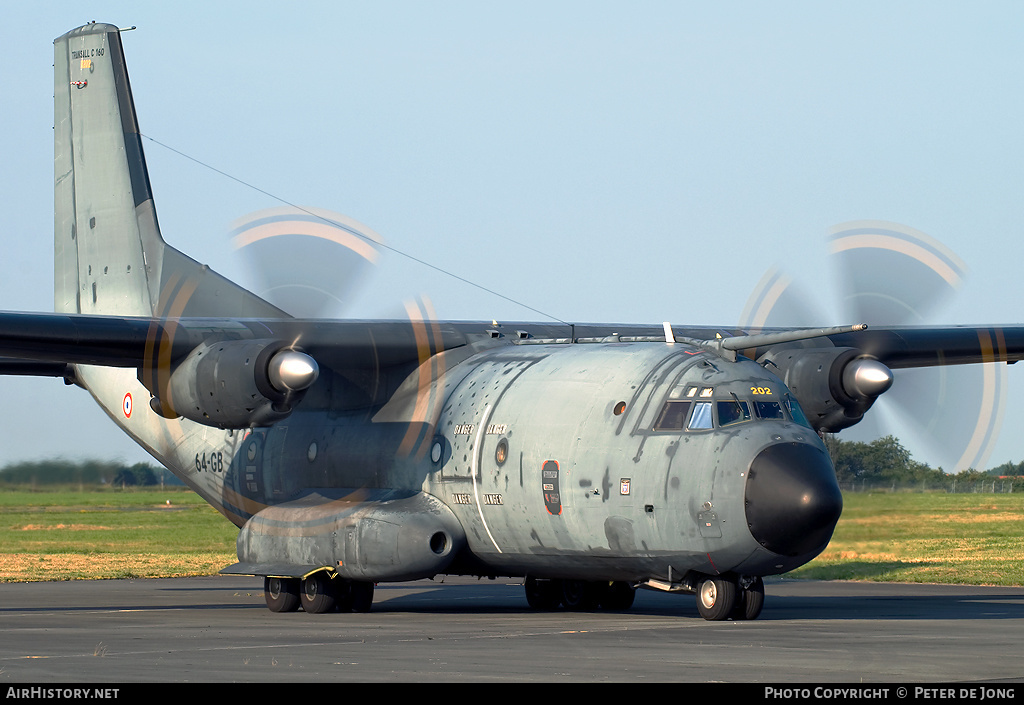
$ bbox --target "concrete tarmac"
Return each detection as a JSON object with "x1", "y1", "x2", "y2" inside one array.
[{"x1": 1, "y1": 575, "x2": 1022, "y2": 683}]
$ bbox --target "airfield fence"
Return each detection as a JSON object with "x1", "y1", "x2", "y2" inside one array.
[{"x1": 839, "y1": 479, "x2": 1018, "y2": 493}]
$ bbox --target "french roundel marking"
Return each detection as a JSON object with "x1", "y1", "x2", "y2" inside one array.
[{"x1": 123, "y1": 392, "x2": 132, "y2": 418}]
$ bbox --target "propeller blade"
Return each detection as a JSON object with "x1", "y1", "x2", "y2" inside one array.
[
  {"x1": 230, "y1": 206, "x2": 383, "y2": 319},
  {"x1": 844, "y1": 363, "x2": 1007, "y2": 472},
  {"x1": 739, "y1": 267, "x2": 828, "y2": 329},
  {"x1": 829, "y1": 220, "x2": 966, "y2": 326},
  {"x1": 741, "y1": 220, "x2": 1005, "y2": 472}
]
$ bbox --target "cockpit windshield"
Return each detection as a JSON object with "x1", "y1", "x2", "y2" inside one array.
[
  {"x1": 653, "y1": 400, "x2": 691, "y2": 431},
  {"x1": 652, "y1": 389, "x2": 812, "y2": 431},
  {"x1": 753, "y1": 400, "x2": 785, "y2": 420},
  {"x1": 717, "y1": 400, "x2": 751, "y2": 426},
  {"x1": 688, "y1": 401, "x2": 714, "y2": 430}
]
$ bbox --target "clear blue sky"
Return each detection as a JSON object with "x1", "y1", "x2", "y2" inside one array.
[{"x1": 3, "y1": 1, "x2": 1024, "y2": 471}]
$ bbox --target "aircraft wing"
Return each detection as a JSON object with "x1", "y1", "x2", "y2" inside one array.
[
  {"x1": 1, "y1": 310, "x2": 1023, "y2": 373},
  {"x1": 773, "y1": 325, "x2": 1024, "y2": 368},
  {"x1": 0, "y1": 311, "x2": 160, "y2": 367},
  {"x1": 0, "y1": 310, "x2": 469, "y2": 371},
  {"x1": 0, "y1": 358, "x2": 71, "y2": 377}
]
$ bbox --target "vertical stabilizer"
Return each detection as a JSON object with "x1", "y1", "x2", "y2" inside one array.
[
  {"x1": 54, "y1": 23, "x2": 157, "y2": 315},
  {"x1": 54, "y1": 23, "x2": 286, "y2": 319}
]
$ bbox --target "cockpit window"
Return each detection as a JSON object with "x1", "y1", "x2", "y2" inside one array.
[
  {"x1": 654, "y1": 394, "x2": 805, "y2": 432},
  {"x1": 717, "y1": 400, "x2": 751, "y2": 426},
  {"x1": 688, "y1": 402, "x2": 714, "y2": 430},
  {"x1": 783, "y1": 395, "x2": 812, "y2": 428},
  {"x1": 653, "y1": 401, "x2": 691, "y2": 431},
  {"x1": 753, "y1": 400, "x2": 785, "y2": 420}
]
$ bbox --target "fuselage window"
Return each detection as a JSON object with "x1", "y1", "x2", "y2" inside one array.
[
  {"x1": 717, "y1": 399, "x2": 751, "y2": 426},
  {"x1": 688, "y1": 401, "x2": 714, "y2": 430},
  {"x1": 654, "y1": 400, "x2": 692, "y2": 431},
  {"x1": 753, "y1": 400, "x2": 785, "y2": 420}
]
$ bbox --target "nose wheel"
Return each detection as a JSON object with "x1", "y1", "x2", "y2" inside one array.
[
  {"x1": 733, "y1": 576, "x2": 765, "y2": 620},
  {"x1": 696, "y1": 577, "x2": 737, "y2": 620},
  {"x1": 696, "y1": 576, "x2": 764, "y2": 621}
]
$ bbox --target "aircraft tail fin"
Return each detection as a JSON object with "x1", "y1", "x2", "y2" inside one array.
[{"x1": 53, "y1": 23, "x2": 286, "y2": 319}]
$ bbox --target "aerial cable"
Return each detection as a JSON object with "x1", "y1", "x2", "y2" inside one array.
[{"x1": 140, "y1": 133, "x2": 569, "y2": 325}]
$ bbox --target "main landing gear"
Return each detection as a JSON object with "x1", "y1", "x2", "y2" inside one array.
[
  {"x1": 524, "y1": 578, "x2": 637, "y2": 611},
  {"x1": 696, "y1": 575, "x2": 764, "y2": 621},
  {"x1": 264, "y1": 574, "x2": 375, "y2": 614}
]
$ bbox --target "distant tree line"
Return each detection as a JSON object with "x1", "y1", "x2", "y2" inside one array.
[
  {"x1": 987, "y1": 459, "x2": 1024, "y2": 477},
  {"x1": 825, "y1": 435, "x2": 1021, "y2": 492},
  {"x1": 0, "y1": 459, "x2": 183, "y2": 487}
]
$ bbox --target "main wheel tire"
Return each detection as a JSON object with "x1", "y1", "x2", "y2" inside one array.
[
  {"x1": 333, "y1": 579, "x2": 354, "y2": 613},
  {"x1": 300, "y1": 573, "x2": 337, "y2": 614},
  {"x1": 696, "y1": 577, "x2": 738, "y2": 621},
  {"x1": 264, "y1": 576, "x2": 300, "y2": 613},
  {"x1": 733, "y1": 577, "x2": 765, "y2": 621},
  {"x1": 524, "y1": 577, "x2": 562, "y2": 609},
  {"x1": 350, "y1": 581, "x2": 375, "y2": 613},
  {"x1": 599, "y1": 581, "x2": 636, "y2": 611},
  {"x1": 561, "y1": 580, "x2": 600, "y2": 610}
]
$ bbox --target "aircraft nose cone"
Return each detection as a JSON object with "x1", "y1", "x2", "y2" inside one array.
[{"x1": 744, "y1": 442, "x2": 843, "y2": 557}]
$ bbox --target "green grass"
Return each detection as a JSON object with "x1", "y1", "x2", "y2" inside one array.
[
  {"x1": 0, "y1": 486, "x2": 207, "y2": 507},
  {"x1": 0, "y1": 488, "x2": 237, "y2": 581},
  {"x1": 790, "y1": 492, "x2": 1024, "y2": 585}
]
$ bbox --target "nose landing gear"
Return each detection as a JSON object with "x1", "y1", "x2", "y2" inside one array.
[
  {"x1": 696, "y1": 575, "x2": 764, "y2": 621},
  {"x1": 733, "y1": 576, "x2": 765, "y2": 620},
  {"x1": 697, "y1": 577, "x2": 736, "y2": 620}
]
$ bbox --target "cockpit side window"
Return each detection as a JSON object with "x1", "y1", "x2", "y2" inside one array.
[
  {"x1": 783, "y1": 395, "x2": 812, "y2": 428},
  {"x1": 653, "y1": 401, "x2": 692, "y2": 431},
  {"x1": 688, "y1": 401, "x2": 714, "y2": 430},
  {"x1": 717, "y1": 399, "x2": 751, "y2": 426}
]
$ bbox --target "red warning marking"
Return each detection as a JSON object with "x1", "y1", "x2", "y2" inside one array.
[{"x1": 123, "y1": 392, "x2": 133, "y2": 418}]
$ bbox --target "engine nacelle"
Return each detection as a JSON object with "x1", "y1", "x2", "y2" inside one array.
[
  {"x1": 159, "y1": 339, "x2": 319, "y2": 429},
  {"x1": 758, "y1": 346, "x2": 893, "y2": 433}
]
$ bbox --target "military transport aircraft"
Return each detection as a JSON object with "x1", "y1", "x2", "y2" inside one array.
[{"x1": 2, "y1": 21, "x2": 1022, "y2": 620}]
